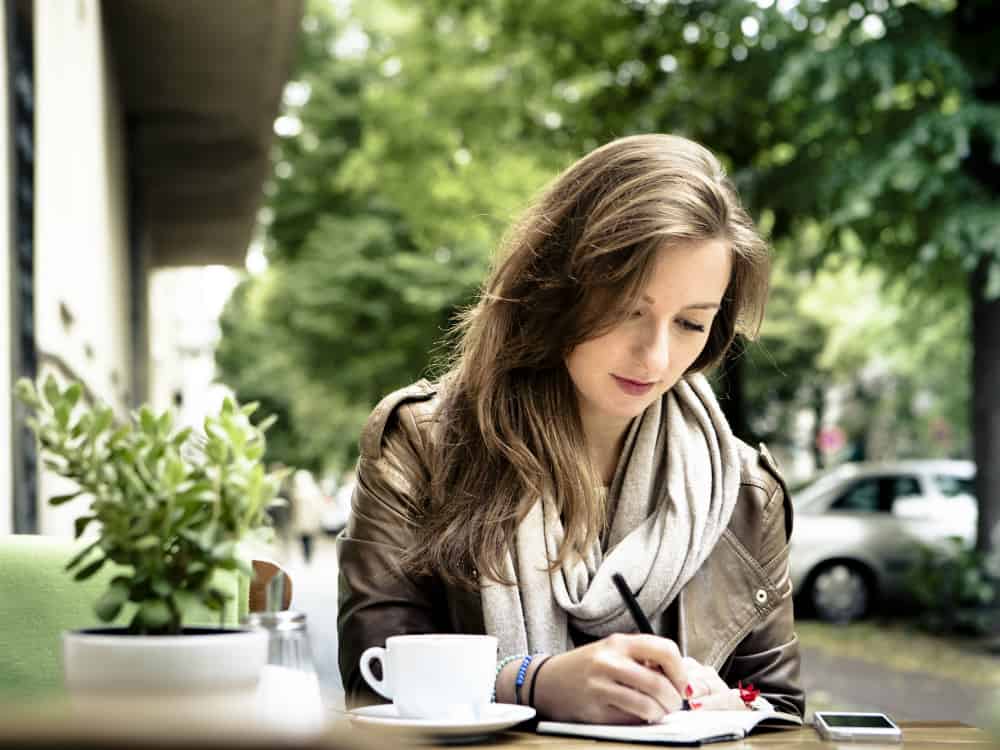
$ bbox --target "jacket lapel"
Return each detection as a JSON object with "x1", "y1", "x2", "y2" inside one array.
[{"x1": 678, "y1": 529, "x2": 781, "y2": 670}]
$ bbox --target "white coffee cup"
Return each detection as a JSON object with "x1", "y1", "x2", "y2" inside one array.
[{"x1": 359, "y1": 634, "x2": 498, "y2": 720}]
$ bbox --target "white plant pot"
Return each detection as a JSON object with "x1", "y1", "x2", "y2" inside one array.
[{"x1": 62, "y1": 627, "x2": 269, "y2": 722}]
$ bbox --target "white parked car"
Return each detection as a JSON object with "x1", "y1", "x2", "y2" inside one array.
[{"x1": 790, "y1": 459, "x2": 977, "y2": 623}]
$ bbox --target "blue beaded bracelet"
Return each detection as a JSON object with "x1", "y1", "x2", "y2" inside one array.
[
  {"x1": 492, "y1": 654, "x2": 525, "y2": 703},
  {"x1": 514, "y1": 654, "x2": 534, "y2": 705}
]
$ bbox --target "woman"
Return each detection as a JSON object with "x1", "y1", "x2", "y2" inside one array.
[{"x1": 338, "y1": 134, "x2": 804, "y2": 723}]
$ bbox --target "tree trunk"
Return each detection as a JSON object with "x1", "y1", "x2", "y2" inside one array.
[
  {"x1": 971, "y1": 259, "x2": 1000, "y2": 555},
  {"x1": 956, "y1": 0, "x2": 1000, "y2": 556},
  {"x1": 811, "y1": 383, "x2": 825, "y2": 471}
]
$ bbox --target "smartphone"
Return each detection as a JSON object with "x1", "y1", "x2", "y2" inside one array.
[{"x1": 813, "y1": 712, "x2": 902, "y2": 742}]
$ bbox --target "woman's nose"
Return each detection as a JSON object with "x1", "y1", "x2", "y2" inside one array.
[{"x1": 639, "y1": 324, "x2": 670, "y2": 373}]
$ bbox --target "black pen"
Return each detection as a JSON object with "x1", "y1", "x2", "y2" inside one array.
[{"x1": 612, "y1": 572, "x2": 691, "y2": 711}]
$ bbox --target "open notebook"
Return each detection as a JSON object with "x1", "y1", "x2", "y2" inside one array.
[{"x1": 537, "y1": 709, "x2": 802, "y2": 745}]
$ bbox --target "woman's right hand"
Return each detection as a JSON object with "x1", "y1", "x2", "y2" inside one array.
[{"x1": 532, "y1": 634, "x2": 691, "y2": 724}]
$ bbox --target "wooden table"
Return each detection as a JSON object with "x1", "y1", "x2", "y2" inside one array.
[{"x1": 0, "y1": 708, "x2": 993, "y2": 749}]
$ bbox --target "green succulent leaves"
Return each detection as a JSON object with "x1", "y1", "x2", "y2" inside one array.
[{"x1": 16, "y1": 375, "x2": 285, "y2": 635}]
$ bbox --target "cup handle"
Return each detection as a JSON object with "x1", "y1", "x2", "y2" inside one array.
[{"x1": 359, "y1": 646, "x2": 393, "y2": 700}]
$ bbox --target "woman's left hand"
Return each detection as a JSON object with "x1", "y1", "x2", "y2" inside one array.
[{"x1": 681, "y1": 657, "x2": 748, "y2": 710}]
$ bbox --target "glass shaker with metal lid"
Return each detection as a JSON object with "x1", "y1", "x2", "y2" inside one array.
[{"x1": 244, "y1": 573, "x2": 325, "y2": 732}]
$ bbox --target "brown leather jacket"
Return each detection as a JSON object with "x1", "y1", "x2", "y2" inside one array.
[{"x1": 338, "y1": 380, "x2": 805, "y2": 717}]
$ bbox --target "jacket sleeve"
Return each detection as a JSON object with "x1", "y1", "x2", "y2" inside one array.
[
  {"x1": 720, "y1": 453, "x2": 806, "y2": 718},
  {"x1": 337, "y1": 390, "x2": 448, "y2": 707}
]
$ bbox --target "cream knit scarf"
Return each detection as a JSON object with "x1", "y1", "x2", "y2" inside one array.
[{"x1": 482, "y1": 373, "x2": 741, "y2": 658}]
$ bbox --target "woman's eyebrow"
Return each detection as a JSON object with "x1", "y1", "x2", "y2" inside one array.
[
  {"x1": 683, "y1": 302, "x2": 721, "y2": 311},
  {"x1": 641, "y1": 295, "x2": 720, "y2": 311}
]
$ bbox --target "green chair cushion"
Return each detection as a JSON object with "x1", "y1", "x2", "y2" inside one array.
[{"x1": 0, "y1": 534, "x2": 246, "y2": 701}]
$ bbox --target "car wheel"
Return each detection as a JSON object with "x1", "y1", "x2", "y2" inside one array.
[{"x1": 807, "y1": 562, "x2": 872, "y2": 623}]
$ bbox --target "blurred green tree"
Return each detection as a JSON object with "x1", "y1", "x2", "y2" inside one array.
[
  {"x1": 216, "y1": 2, "x2": 564, "y2": 471},
  {"x1": 747, "y1": 0, "x2": 999, "y2": 553}
]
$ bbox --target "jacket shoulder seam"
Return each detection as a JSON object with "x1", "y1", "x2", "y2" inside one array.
[
  {"x1": 360, "y1": 379, "x2": 436, "y2": 460},
  {"x1": 761, "y1": 483, "x2": 784, "y2": 537},
  {"x1": 739, "y1": 478, "x2": 773, "y2": 494},
  {"x1": 744, "y1": 442, "x2": 794, "y2": 542}
]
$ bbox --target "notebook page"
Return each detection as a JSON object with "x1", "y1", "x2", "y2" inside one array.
[{"x1": 538, "y1": 709, "x2": 801, "y2": 745}]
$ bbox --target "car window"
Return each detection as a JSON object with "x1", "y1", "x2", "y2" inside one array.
[
  {"x1": 830, "y1": 475, "x2": 921, "y2": 513},
  {"x1": 933, "y1": 475, "x2": 975, "y2": 498},
  {"x1": 891, "y1": 476, "x2": 921, "y2": 500},
  {"x1": 830, "y1": 478, "x2": 882, "y2": 512}
]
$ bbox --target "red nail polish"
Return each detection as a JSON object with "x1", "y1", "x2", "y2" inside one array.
[
  {"x1": 685, "y1": 684, "x2": 693, "y2": 697},
  {"x1": 738, "y1": 681, "x2": 760, "y2": 706},
  {"x1": 690, "y1": 701, "x2": 702, "y2": 709}
]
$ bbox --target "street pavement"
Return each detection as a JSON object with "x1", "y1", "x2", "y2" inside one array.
[
  {"x1": 277, "y1": 535, "x2": 996, "y2": 728},
  {"x1": 799, "y1": 640, "x2": 992, "y2": 728}
]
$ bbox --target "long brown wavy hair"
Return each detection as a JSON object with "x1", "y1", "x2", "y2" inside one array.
[{"x1": 406, "y1": 134, "x2": 771, "y2": 589}]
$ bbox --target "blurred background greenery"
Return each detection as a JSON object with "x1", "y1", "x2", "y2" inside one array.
[{"x1": 215, "y1": 0, "x2": 999, "y2": 562}]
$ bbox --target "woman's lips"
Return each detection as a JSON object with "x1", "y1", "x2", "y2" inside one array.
[{"x1": 612, "y1": 375, "x2": 656, "y2": 396}]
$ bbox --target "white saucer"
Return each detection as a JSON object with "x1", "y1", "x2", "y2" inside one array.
[{"x1": 348, "y1": 703, "x2": 536, "y2": 738}]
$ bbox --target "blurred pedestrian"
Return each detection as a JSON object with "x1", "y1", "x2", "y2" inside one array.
[
  {"x1": 267, "y1": 462, "x2": 293, "y2": 555},
  {"x1": 291, "y1": 468, "x2": 325, "y2": 564}
]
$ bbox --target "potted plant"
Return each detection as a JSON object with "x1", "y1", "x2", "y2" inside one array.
[{"x1": 14, "y1": 374, "x2": 285, "y2": 715}]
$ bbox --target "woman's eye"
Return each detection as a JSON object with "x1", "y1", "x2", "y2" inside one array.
[
  {"x1": 629, "y1": 309, "x2": 643, "y2": 319},
  {"x1": 679, "y1": 319, "x2": 706, "y2": 333}
]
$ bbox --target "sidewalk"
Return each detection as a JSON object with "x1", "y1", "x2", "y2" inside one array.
[{"x1": 800, "y1": 646, "x2": 993, "y2": 728}]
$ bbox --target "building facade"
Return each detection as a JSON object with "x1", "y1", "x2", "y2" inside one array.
[{"x1": 1, "y1": 0, "x2": 302, "y2": 535}]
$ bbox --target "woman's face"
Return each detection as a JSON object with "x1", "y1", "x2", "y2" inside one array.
[{"x1": 564, "y1": 238, "x2": 732, "y2": 440}]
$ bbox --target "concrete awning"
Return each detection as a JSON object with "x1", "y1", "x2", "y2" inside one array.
[{"x1": 105, "y1": 0, "x2": 303, "y2": 267}]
